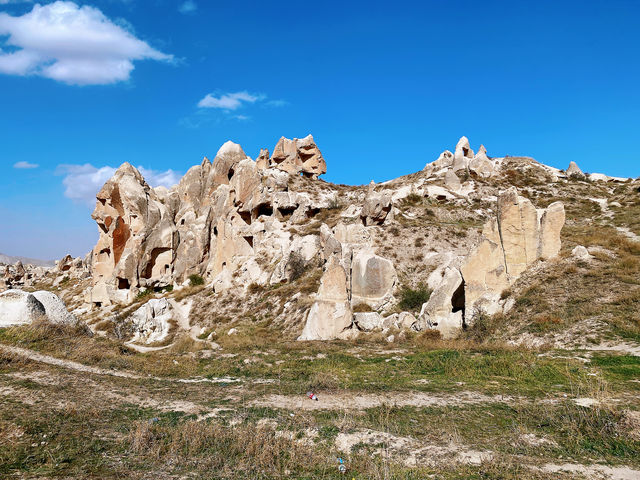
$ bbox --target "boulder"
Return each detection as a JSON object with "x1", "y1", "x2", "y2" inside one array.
[
  {"x1": 360, "y1": 189, "x2": 392, "y2": 226},
  {"x1": 298, "y1": 256, "x2": 352, "y2": 340},
  {"x1": 129, "y1": 298, "x2": 174, "y2": 345},
  {"x1": 0, "y1": 289, "x2": 45, "y2": 327},
  {"x1": 566, "y1": 161, "x2": 584, "y2": 177},
  {"x1": 572, "y1": 245, "x2": 592, "y2": 261},
  {"x1": 31, "y1": 291, "x2": 79, "y2": 326},
  {"x1": 57, "y1": 254, "x2": 74, "y2": 272},
  {"x1": 350, "y1": 250, "x2": 397, "y2": 308},
  {"x1": 418, "y1": 267, "x2": 465, "y2": 338},
  {"x1": 353, "y1": 312, "x2": 383, "y2": 331},
  {"x1": 270, "y1": 135, "x2": 326, "y2": 178}
]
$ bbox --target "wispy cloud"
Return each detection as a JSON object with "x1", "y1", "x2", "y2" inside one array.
[
  {"x1": 0, "y1": 1, "x2": 172, "y2": 85},
  {"x1": 266, "y1": 99, "x2": 289, "y2": 107},
  {"x1": 57, "y1": 163, "x2": 182, "y2": 207},
  {"x1": 197, "y1": 91, "x2": 264, "y2": 110},
  {"x1": 13, "y1": 160, "x2": 38, "y2": 169},
  {"x1": 178, "y1": 1, "x2": 197, "y2": 14}
]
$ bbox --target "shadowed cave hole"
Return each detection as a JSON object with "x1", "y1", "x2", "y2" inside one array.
[
  {"x1": 451, "y1": 280, "x2": 466, "y2": 324},
  {"x1": 253, "y1": 203, "x2": 273, "y2": 219},
  {"x1": 117, "y1": 278, "x2": 130, "y2": 290},
  {"x1": 306, "y1": 208, "x2": 320, "y2": 218},
  {"x1": 243, "y1": 236, "x2": 254, "y2": 249},
  {"x1": 239, "y1": 211, "x2": 252, "y2": 225},
  {"x1": 278, "y1": 206, "x2": 296, "y2": 220},
  {"x1": 142, "y1": 248, "x2": 172, "y2": 279},
  {"x1": 228, "y1": 167, "x2": 235, "y2": 181}
]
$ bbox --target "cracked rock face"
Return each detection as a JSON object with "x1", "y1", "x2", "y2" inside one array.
[{"x1": 461, "y1": 187, "x2": 565, "y2": 313}]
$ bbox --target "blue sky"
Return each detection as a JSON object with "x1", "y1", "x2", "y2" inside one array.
[{"x1": 1, "y1": 0, "x2": 639, "y2": 260}]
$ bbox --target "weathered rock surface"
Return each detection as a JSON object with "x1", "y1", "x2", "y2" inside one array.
[
  {"x1": 0, "y1": 289, "x2": 78, "y2": 327},
  {"x1": 353, "y1": 312, "x2": 384, "y2": 331},
  {"x1": 361, "y1": 188, "x2": 392, "y2": 226},
  {"x1": 128, "y1": 298, "x2": 174, "y2": 345},
  {"x1": 461, "y1": 187, "x2": 565, "y2": 317},
  {"x1": 350, "y1": 250, "x2": 397, "y2": 309},
  {"x1": 77, "y1": 134, "x2": 579, "y2": 343},
  {"x1": 0, "y1": 289, "x2": 46, "y2": 327},
  {"x1": 298, "y1": 257, "x2": 352, "y2": 341},
  {"x1": 567, "y1": 161, "x2": 584, "y2": 177},
  {"x1": 87, "y1": 136, "x2": 329, "y2": 305},
  {"x1": 32, "y1": 291, "x2": 79, "y2": 326},
  {"x1": 418, "y1": 267, "x2": 465, "y2": 338},
  {"x1": 269, "y1": 135, "x2": 326, "y2": 178}
]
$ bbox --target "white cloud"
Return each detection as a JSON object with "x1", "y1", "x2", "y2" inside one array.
[
  {"x1": 197, "y1": 91, "x2": 264, "y2": 110},
  {"x1": 0, "y1": 1, "x2": 172, "y2": 85},
  {"x1": 57, "y1": 163, "x2": 182, "y2": 207},
  {"x1": 178, "y1": 1, "x2": 197, "y2": 14},
  {"x1": 13, "y1": 160, "x2": 38, "y2": 169}
]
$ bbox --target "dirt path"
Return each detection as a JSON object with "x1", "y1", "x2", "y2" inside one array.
[
  {"x1": 0, "y1": 343, "x2": 239, "y2": 384},
  {"x1": 538, "y1": 463, "x2": 640, "y2": 480},
  {"x1": 250, "y1": 391, "x2": 515, "y2": 411}
]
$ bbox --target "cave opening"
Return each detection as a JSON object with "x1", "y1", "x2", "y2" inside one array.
[
  {"x1": 253, "y1": 203, "x2": 273, "y2": 219},
  {"x1": 451, "y1": 280, "x2": 466, "y2": 325}
]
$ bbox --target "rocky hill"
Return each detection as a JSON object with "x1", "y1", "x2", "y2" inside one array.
[
  {"x1": 0, "y1": 253, "x2": 54, "y2": 268},
  {"x1": 1, "y1": 135, "x2": 639, "y2": 479},
  {"x1": 2, "y1": 135, "x2": 639, "y2": 349}
]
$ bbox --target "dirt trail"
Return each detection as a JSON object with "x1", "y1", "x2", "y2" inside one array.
[
  {"x1": 0, "y1": 343, "x2": 238, "y2": 384},
  {"x1": 538, "y1": 463, "x2": 640, "y2": 480},
  {"x1": 250, "y1": 391, "x2": 515, "y2": 410}
]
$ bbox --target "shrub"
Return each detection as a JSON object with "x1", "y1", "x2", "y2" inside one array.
[
  {"x1": 353, "y1": 303, "x2": 374, "y2": 313},
  {"x1": 188, "y1": 274, "x2": 205, "y2": 286},
  {"x1": 398, "y1": 284, "x2": 432, "y2": 312},
  {"x1": 136, "y1": 289, "x2": 152, "y2": 299},
  {"x1": 287, "y1": 252, "x2": 307, "y2": 282}
]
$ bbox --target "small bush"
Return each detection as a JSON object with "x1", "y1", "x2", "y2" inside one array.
[
  {"x1": 188, "y1": 274, "x2": 205, "y2": 286},
  {"x1": 404, "y1": 193, "x2": 422, "y2": 205},
  {"x1": 247, "y1": 282, "x2": 264, "y2": 294},
  {"x1": 353, "y1": 303, "x2": 374, "y2": 313},
  {"x1": 136, "y1": 289, "x2": 152, "y2": 299},
  {"x1": 398, "y1": 284, "x2": 432, "y2": 312},
  {"x1": 287, "y1": 252, "x2": 307, "y2": 282}
]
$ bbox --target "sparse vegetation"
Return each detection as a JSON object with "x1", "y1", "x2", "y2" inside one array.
[
  {"x1": 188, "y1": 274, "x2": 205, "y2": 286},
  {"x1": 398, "y1": 283, "x2": 432, "y2": 312}
]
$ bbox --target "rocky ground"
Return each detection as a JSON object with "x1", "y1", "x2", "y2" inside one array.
[{"x1": 0, "y1": 136, "x2": 639, "y2": 478}]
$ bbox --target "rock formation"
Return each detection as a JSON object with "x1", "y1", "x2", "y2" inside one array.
[
  {"x1": 80, "y1": 134, "x2": 570, "y2": 341},
  {"x1": 460, "y1": 187, "x2": 565, "y2": 316},
  {"x1": 566, "y1": 161, "x2": 584, "y2": 177},
  {"x1": 128, "y1": 298, "x2": 174, "y2": 345},
  {"x1": 87, "y1": 136, "x2": 331, "y2": 306},
  {"x1": 0, "y1": 289, "x2": 79, "y2": 327},
  {"x1": 298, "y1": 256, "x2": 352, "y2": 340},
  {"x1": 269, "y1": 135, "x2": 326, "y2": 178}
]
